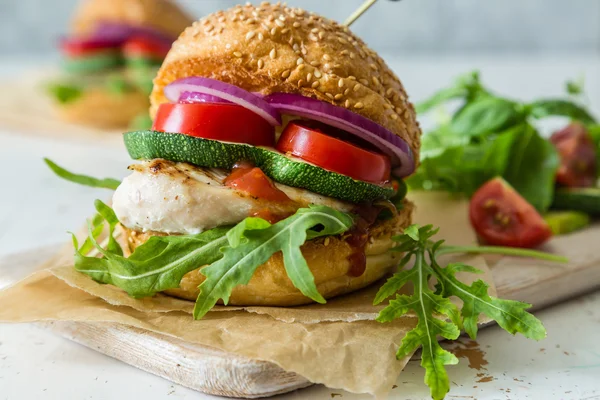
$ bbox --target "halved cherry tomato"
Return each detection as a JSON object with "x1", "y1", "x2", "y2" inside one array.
[
  {"x1": 550, "y1": 122, "x2": 597, "y2": 187},
  {"x1": 60, "y1": 37, "x2": 120, "y2": 57},
  {"x1": 224, "y1": 165, "x2": 291, "y2": 202},
  {"x1": 153, "y1": 103, "x2": 275, "y2": 146},
  {"x1": 122, "y1": 35, "x2": 171, "y2": 60},
  {"x1": 276, "y1": 121, "x2": 391, "y2": 184},
  {"x1": 469, "y1": 177, "x2": 552, "y2": 248}
]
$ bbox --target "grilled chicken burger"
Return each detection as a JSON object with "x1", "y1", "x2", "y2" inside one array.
[
  {"x1": 48, "y1": 0, "x2": 192, "y2": 128},
  {"x1": 76, "y1": 2, "x2": 421, "y2": 311}
]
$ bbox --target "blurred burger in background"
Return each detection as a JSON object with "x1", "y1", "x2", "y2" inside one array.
[{"x1": 47, "y1": 0, "x2": 192, "y2": 129}]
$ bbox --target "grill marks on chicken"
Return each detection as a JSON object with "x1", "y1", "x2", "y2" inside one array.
[{"x1": 113, "y1": 159, "x2": 352, "y2": 234}]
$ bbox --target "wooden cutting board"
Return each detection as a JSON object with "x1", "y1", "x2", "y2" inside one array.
[{"x1": 3, "y1": 224, "x2": 600, "y2": 398}]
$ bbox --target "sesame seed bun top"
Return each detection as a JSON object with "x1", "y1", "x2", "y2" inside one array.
[
  {"x1": 71, "y1": 0, "x2": 193, "y2": 39},
  {"x1": 150, "y1": 1, "x2": 421, "y2": 166}
]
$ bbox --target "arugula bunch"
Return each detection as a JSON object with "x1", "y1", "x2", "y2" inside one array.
[
  {"x1": 411, "y1": 71, "x2": 598, "y2": 212},
  {"x1": 375, "y1": 225, "x2": 555, "y2": 400},
  {"x1": 75, "y1": 200, "x2": 353, "y2": 318}
]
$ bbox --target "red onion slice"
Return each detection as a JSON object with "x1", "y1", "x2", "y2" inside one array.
[
  {"x1": 178, "y1": 91, "x2": 231, "y2": 104},
  {"x1": 93, "y1": 22, "x2": 175, "y2": 48},
  {"x1": 165, "y1": 77, "x2": 281, "y2": 126},
  {"x1": 264, "y1": 93, "x2": 415, "y2": 177}
]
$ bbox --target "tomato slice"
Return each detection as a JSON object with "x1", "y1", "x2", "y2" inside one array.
[
  {"x1": 60, "y1": 37, "x2": 120, "y2": 57},
  {"x1": 224, "y1": 165, "x2": 291, "y2": 202},
  {"x1": 153, "y1": 103, "x2": 275, "y2": 146},
  {"x1": 469, "y1": 177, "x2": 552, "y2": 248},
  {"x1": 276, "y1": 121, "x2": 391, "y2": 184},
  {"x1": 550, "y1": 122, "x2": 597, "y2": 188},
  {"x1": 122, "y1": 35, "x2": 171, "y2": 60}
]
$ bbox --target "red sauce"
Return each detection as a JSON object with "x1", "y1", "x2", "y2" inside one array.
[
  {"x1": 225, "y1": 162, "x2": 291, "y2": 202},
  {"x1": 251, "y1": 209, "x2": 293, "y2": 224},
  {"x1": 345, "y1": 204, "x2": 385, "y2": 277}
]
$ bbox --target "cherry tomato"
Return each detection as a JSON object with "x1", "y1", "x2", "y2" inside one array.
[
  {"x1": 60, "y1": 37, "x2": 120, "y2": 57},
  {"x1": 469, "y1": 177, "x2": 552, "y2": 248},
  {"x1": 122, "y1": 35, "x2": 171, "y2": 60},
  {"x1": 276, "y1": 121, "x2": 391, "y2": 184},
  {"x1": 550, "y1": 122, "x2": 597, "y2": 187},
  {"x1": 153, "y1": 103, "x2": 275, "y2": 146},
  {"x1": 224, "y1": 165, "x2": 290, "y2": 202}
]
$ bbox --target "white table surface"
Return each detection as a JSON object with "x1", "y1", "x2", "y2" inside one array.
[{"x1": 1, "y1": 55, "x2": 600, "y2": 400}]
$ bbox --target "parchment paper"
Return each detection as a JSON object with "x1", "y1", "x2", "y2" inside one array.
[{"x1": 0, "y1": 191, "x2": 494, "y2": 397}]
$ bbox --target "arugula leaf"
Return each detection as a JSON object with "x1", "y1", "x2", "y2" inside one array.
[
  {"x1": 194, "y1": 205, "x2": 353, "y2": 318},
  {"x1": 46, "y1": 83, "x2": 83, "y2": 104},
  {"x1": 75, "y1": 201, "x2": 230, "y2": 298},
  {"x1": 375, "y1": 225, "x2": 548, "y2": 400},
  {"x1": 416, "y1": 86, "x2": 468, "y2": 114},
  {"x1": 529, "y1": 99, "x2": 596, "y2": 125},
  {"x1": 44, "y1": 158, "x2": 121, "y2": 190},
  {"x1": 450, "y1": 97, "x2": 522, "y2": 137}
]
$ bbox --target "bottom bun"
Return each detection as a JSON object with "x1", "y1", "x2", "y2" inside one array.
[
  {"x1": 57, "y1": 88, "x2": 149, "y2": 128},
  {"x1": 122, "y1": 200, "x2": 413, "y2": 306}
]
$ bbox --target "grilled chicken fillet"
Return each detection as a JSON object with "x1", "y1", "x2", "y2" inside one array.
[{"x1": 112, "y1": 159, "x2": 353, "y2": 235}]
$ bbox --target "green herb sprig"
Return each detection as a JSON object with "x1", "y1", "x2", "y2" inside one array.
[
  {"x1": 410, "y1": 72, "x2": 598, "y2": 213},
  {"x1": 375, "y1": 224, "x2": 558, "y2": 400}
]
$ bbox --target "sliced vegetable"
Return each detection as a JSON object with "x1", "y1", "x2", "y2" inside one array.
[
  {"x1": 264, "y1": 93, "x2": 415, "y2": 177},
  {"x1": 59, "y1": 37, "x2": 121, "y2": 56},
  {"x1": 469, "y1": 177, "x2": 552, "y2": 248},
  {"x1": 224, "y1": 165, "x2": 290, "y2": 202},
  {"x1": 544, "y1": 211, "x2": 590, "y2": 235},
  {"x1": 61, "y1": 52, "x2": 123, "y2": 74},
  {"x1": 550, "y1": 123, "x2": 597, "y2": 188},
  {"x1": 46, "y1": 83, "x2": 83, "y2": 104},
  {"x1": 124, "y1": 130, "x2": 395, "y2": 203},
  {"x1": 123, "y1": 35, "x2": 170, "y2": 61},
  {"x1": 552, "y1": 188, "x2": 600, "y2": 216},
  {"x1": 164, "y1": 77, "x2": 281, "y2": 126},
  {"x1": 179, "y1": 91, "x2": 230, "y2": 104},
  {"x1": 276, "y1": 121, "x2": 391, "y2": 184},
  {"x1": 152, "y1": 103, "x2": 275, "y2": 147},
  {"x1": 93, "y1": 22, "x2": 175, "y2": 48}
]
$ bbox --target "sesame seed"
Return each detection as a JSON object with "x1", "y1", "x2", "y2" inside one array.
[
  {"x1": 311, "y1": 28, "x2": 319, "y2": 33},
  {"x1": 306, "y1": 73, "x2": 312, "y2": 81},
  {"x1": 268, "y1": 15, "x2": 275, "y2": 21},
  {"x1": 225, "y1": 43, "x2": 232, "y2": 49},
  {"x1": 281, "y1": 28, "x2": 290, "y2": 34},
  {"x1": 298, "y1": 79, "x2": 304, "y2": 87},
  {"x1": 354, "y1": 102, "x2": 364, "y2": 109},
  {"x1": 218, "y1": 16, "x2": 226, "y2": 23},
  {"x1": 359, "y1": 78, "x2": 369, "y2": 86},
  {"x1": 301, "y1": 48, "x2": 307, "y2": 55},
  {"x1": 345, "y1": 99, "x2": 350, "y2": 108},
  {"x1": 314, "y1": 70, "x2": 322, "y2": 78},
  {"x1": 202, "y1": 19, "x2": 210, "y2": 26},
  {"x1": 275, "y1": 19, "x2": 285, "y2": 27},
  {"x1": 297, "y1": 58, "x2": 304, "y2": 65},
  {"x1": 324, "y1": 237, "x2": 330, "y2": 246},
  {"x1": 269, "y1": 48, "x2": 277, "y2": 59},
  {"x1": 271, "y1": 27, "x2": 278, "y2": 36},
  {"x1": 323, "y1": 63, "x2": 331, "y2": 70},
  {"x1": 239, "y1": 15, "x2": 247, "y2": 21},
  {"x1": 233, "y1": 51, "x2": 242, "y2": 58},
  {"x1": 348, "y1": 75, "x2": 356, "y2": 80},
  {"x1": 395, "y1": 107, "x2": 403, "y2": 114},
  {"x1": 340, "y1": 50, "x2": 349, "y2": 56},
  {"x1": 353, "y1": 84, "x2": 361, "y2": 92},
  {"x1": 279, "y1": 14, "x2": 286, "y2": 21},
  {"x1": 218, "y1": 27, "x2": 224, "y2": 34},
  {"x1": 326, "y1": 93, "x2": 334, "y2": 99},
  {"x1": 338, "y1": 79, "x2": 344, "y2": 88},
  {"x1": 246, "y1": 18, "x2": 256, "y2": 25},
  {"x1": 344, "y1": 88, "x2": 350, "y2": 95},
  {"x1": 334, "y1": 94, "x2": 343, "y2": 100},
  {"x1": 246, "y1": 31, "x2": 256, "y2": 41},
  {"x1": 372, "y1": 77, "x2": 380, "y2": 86},
  {"x1": 384, "y1": 103, "x2": 393, "y2": 109},
  {"x1": 310, "y1": 60, "x2": 320, "y2": 66},
  {"x1": 292, "y1": 43, "x2": 299, "y2": 51},
  {"x1": 293, "y1": 21, "x2": 300, "y2": 28},
  {"x1": 205, "y1": 25, "x2": 214, "y2": 32},
  {"x1": 323, "y1": 54, "x2": 332, "y2": 61},
  {"x1": 349, "y1": 52, "x2": 356, "y2": 59},
  {"x1": 318, "y1": 31, "x2": 325, "y2": 39},
  {"x1": 309, "y1": 33, "x2": 318, "y2": 41},
  {"x1": 386, "y1": 88, "x2": 394, "y2": 96},
  {"x1": 391, "y1": 114, "x2": 399, "y2": 120},
  {"x1": 311, "y1": 81, "x2": 320, "y2": 88},
  {"x1": 252, "y1": 11, "x2": 259, "y2": 18},
  {"x1": 258, "y1": 59, "x2": 264, "y2": 68},
  {"x1": 337, "y1": 37, "x2": 348, "y2": 44},
  {"x1": 282, "y1": 70, "x2": 291, "y2": 78},
  {"x1": 234, "y1": 8, "x2": 243, "y2": 14},
  {"x1": 298, "y1": 64, "x2": 306, "y2": 70},
  {"x1": 258, "y1": 32, "x2": 264, "y2": 40}
]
